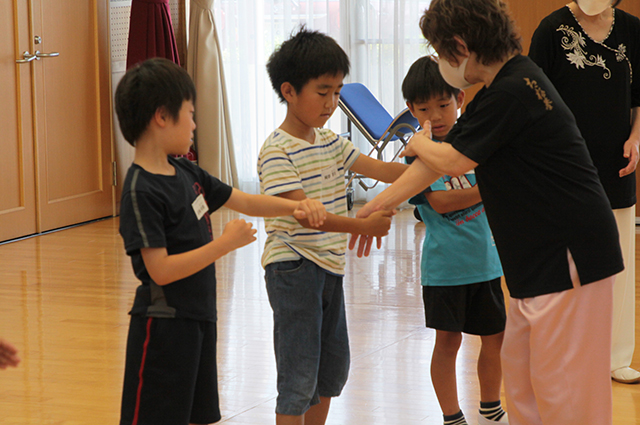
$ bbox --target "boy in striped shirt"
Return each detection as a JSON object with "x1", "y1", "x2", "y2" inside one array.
[{"x1": 258, "y1": 28, "x2": 409, "y2": 425}]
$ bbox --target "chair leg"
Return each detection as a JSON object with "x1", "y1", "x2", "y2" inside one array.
[{"x1": 347, "y1": 187, "x2": 355, "y2": 211}]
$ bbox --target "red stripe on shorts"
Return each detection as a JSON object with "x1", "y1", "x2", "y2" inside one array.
[{"x1": 132, "y1": 317, "x2": 153, "y2": 425}]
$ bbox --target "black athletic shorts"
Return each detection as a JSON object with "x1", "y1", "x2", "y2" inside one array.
[
  {"x1": 120, "y1": 316, "x2": 221, "y2": 425},
  {"x1": 422, "y1": 278, "x2": 506, "y2": 335}
]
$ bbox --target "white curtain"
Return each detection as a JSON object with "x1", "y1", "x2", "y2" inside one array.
[
  {"x1": 188, "y1": 0, "x2": 238, "y2": 186},
  {"x1": 213, "y1": 0, "x2": 432, "y2": 197}
]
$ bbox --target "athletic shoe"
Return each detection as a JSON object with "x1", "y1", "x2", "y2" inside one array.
[{"x1": 611, "y1": 367, "x2": 640, "y2": 384}]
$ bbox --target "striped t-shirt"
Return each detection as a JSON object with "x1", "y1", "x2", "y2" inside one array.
[{"x1": 258, "y1": 128, "x2": 360, "y2": 276}]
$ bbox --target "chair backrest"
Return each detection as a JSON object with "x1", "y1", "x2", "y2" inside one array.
[
  {"x1": 338, "y1": 83, "x2": 394, "y2": 141},
  {"x1": 388, "y1": 108, "x2": 420, "y2": 137}
]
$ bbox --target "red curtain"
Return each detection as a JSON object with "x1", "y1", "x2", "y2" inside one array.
[
  {"x1": 126, "y1": 0, "x2": 180, "y2": 69},
  {"x1": 126, "y1": 0, "x2": 197, "y2": 162}
]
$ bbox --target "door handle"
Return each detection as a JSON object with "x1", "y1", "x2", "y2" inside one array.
[
  {"x1": 35, "y1": 50, "x2": 60, "y2": 59},
  {"x1": 15, "y1": 50, "x2": 60, "y2": 64},
  {"x1": 16, "y1": 51, "x2": 37, "y2": 63}
]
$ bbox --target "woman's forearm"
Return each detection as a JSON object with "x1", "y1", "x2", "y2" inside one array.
[
  {"x1": 411, "y1": 134, "x2": 476, "y2": 177},
  {"x1": 359, "y1": 160, "x2": 442, "y2": 217}
]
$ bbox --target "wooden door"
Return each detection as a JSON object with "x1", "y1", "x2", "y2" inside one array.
[
  {"x1": 31, "y1": 0, "x2": 113, "y2": 232},
  {"x1": 0, "y1": 0, "x2": 114, "y2": 242},
  {"x1": 0, "y1": 0, "x2": 37, "y2": 241}
]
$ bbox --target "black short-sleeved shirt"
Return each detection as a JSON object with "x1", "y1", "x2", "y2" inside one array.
[
  {"x1": 529, "y1": 6, "x2": 640, "y2": 209},
  {"x1": 448, "y1": 55, "x2": 624, "y2": 299},
  {"x1": 119, "y1": 157, "x2": 233, "y2": 321}
]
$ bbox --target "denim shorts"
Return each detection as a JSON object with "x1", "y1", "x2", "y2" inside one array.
[{"x1": 265, "y1": 258, "x2": 350, "y2": 416}]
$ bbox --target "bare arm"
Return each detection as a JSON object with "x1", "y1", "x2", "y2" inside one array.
[
  {"x1": 141, "y1": 218, "x2": 258, "y2": 286},
  {"x1": 141, "y1": 185, "x2": 331, "y2": 286},
  {"x1": 400, "y1": 121, "x2": 478, "y2": 177},
  {"x1": 349, "y1": 158, "x2": 443, "y2": 257},
  {"x1": 356, "y1": 159, "x2": 443, "y2": 219},
  {"x1": 141, "y1": 189, "x2": 326, "y2": 286},
  {"x1": 619, "y1": 106, "x2": 640, "y2": 177},
  {"x1": 224, "y1": 188, "x2": 326, "y2": 227},
  {"x1": 350, "y1": 154, "x2": 409, "y2": 183},
  {"x1": 426, "y1": 186, "x2": 481, "y2": 214},
  {"x1": 278, "y1": 189, "x2": 393, "y2": 237}
]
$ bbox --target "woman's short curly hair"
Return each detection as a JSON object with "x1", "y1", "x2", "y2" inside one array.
[{"x1": 420, "y1": 0, "x2": 522, "y2": 65}]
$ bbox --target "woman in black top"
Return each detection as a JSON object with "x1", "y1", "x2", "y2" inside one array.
[
  {"x1": 350, "y1": 0, "x2": 623, "y2": 423},
  {"x1": 530, "y1": 0, "x2": 640, "y2": 385}
]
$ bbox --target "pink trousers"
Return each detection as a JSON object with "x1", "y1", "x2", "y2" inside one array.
[{"x1": 502, "y1": 252, "x2": 614, "y2": 425}]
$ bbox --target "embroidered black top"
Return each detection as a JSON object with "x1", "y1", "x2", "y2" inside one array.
[{"x1": 530, "y1": 6, "x2": 640, "y2": 209}]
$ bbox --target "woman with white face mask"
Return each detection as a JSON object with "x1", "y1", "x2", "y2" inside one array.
[
  {"x1": 530, "y1": 0, "x2": 640, "y2": 385},
  {"x1": 349, "y1": 0, "x2": 624, "y2": 423}
]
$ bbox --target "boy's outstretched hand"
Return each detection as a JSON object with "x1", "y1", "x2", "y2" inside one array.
[
  {"x1": 293, "y1": 198, "x2": 327, "y2": 227},
  {"x1": 348, "y1": 209, "x2": 395, "y2": 258},
  {"x1": 221, "y1": 219, "x2": 258, "y2": 250},
  {"x1": 0, "y1": 338, "x2": 20, "y2": 369}
]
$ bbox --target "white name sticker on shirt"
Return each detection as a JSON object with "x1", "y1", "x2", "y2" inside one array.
[
  {"x1": 321, "y1": 165, "x2": 340, "y2": 184},
  {"x1": 192, "y1": 194, "x2": 209, "y2": 220}
]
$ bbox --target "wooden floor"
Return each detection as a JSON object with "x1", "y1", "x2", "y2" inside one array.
[{"x1": 1, "y1": 207, "x2": 639, "y2": 424}]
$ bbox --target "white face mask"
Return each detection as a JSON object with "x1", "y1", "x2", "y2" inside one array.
[
  {"x1": 438, "y1": 56, "x2": 473, "y2": 89},
  {"x1": 575, "y1": 0, "x2": 611, "y2": 15}
]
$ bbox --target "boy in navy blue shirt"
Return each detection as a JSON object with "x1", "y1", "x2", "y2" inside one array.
[{"x1": 116, "y1": 58, "x2": 326, "y2": 425}]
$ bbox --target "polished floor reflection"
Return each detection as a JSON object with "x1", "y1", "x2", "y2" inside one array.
[{"x1": 0, "y1": 207, "x2": 639, "y2": 424}]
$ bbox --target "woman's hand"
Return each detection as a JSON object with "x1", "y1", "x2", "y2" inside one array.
[
  {"x1": 400, "y1": 120, "x2": 433, "y2": 159},
  {"x1": 619, "y1": 136, "x2": 640, "y2": 177}
]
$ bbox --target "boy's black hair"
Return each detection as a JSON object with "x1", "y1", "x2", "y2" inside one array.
[
  {"x1": 115, "y1": 58, "x2": 196, "y2": 146},
  {"x1": 402, "y1": 55, "x2": 460, "y2": 104},
  {"x1": 266, "y1": 26, "x2": 350, "y2": 103}
]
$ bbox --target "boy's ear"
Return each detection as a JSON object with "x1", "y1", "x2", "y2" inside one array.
[
  {"x1": 455, "y1": 91, "x2": 465, "y2": 110},
  {"x1": 153, "y1": 106, "x2": 170, "y2": 128},
  {"x1": 280, "y1": 82, "x2": 297, "y2": 103},
  {"x1": 406, "y1": 101, "x2": 416, "y2": 117}
]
